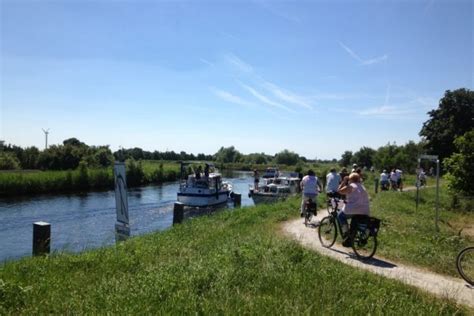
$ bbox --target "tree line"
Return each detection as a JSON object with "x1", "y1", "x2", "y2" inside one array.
[{"x1": 1, "y1": 88, "x2": 472, "y2": 195}]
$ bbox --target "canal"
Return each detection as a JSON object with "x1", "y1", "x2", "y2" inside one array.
[{"x1": 0, "y1": 171, "x2": 255, "y2": 262}]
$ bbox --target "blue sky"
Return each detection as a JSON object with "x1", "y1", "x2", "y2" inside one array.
[{"x1": 1, "y1": 0, "x2": 472, "y2": 160}]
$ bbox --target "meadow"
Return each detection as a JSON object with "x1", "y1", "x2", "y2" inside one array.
[{"x1": 0, "y1": 183, "x2": 472, "y2": 314}]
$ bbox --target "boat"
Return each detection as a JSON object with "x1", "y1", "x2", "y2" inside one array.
[
  {"x1": 262, "y1": 167, "x2": 280, "y2": 178},
  {"x1": 177, "y1": 162, "x2": 232, "y2": 207},
  {"x1": 248, "y1": 175, "x2": 300, "y2": 204}
]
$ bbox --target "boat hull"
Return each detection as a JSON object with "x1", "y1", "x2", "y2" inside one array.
[
  {"x1": 177, "y1": 191, "x2": 229, "y2": 207},
  {"x1": 250, "y1": 192, "x2": 288, "y2": 204}
]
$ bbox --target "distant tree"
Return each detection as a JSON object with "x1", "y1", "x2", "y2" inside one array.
[
  {"x1": 372, "y1": 143, "x2": 399, "y2": 171},
  {"x1": 274, "y1": 149, "x2": 299, "y2": 165},
  {"x1": 444, "y1": 130, "x2": 474, "y2": 196},
  {"x1": 0, "y1": 152, "x2": 21, "y2": 170},
  {"x1": 340, "y1": 151, "x2": 353, "y2": 167},
  {"x1": 419, "y1": 88, "x2": 474, "y2": 161},
  {"x1": 20, "y1": 146, "x2": 40, "y2": 169},
  {"x1": 352, "y1": 147, "x2": 376, "y2": 168},
  {"x1": 63, "y1": 138, "x2": 86, "y2": 147},
  {"x1": 214, "y1": 146, "x2": 241, "y2": 163}
]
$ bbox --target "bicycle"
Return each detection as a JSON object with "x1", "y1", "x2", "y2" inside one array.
[
  {"x1": 304, "y1": 199, "x2": 317, "y2": 226},
  {"x1": 318, "y1": 197, "x2": 380, "y2": 259},
  {"x1": 456, "y1": 246, "x2": 474, "y2": 285}
]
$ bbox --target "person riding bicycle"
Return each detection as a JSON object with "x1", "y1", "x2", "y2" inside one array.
[
  {"x1": 326, "y1": 168, "x2": 341, "y2": 199},
  {"x1": 300, "y1": 169, "x2": 322, "y2": 218},
  {"x1": 337, "y1": 172, "x2": 370, "y2": 246}
]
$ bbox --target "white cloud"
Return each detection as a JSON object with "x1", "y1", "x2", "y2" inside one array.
[
  {"x1": 261, "y1": 81, "x2": 313, "y2": 110},
  {"x1": 224, "y1": 53, "x2": 253, "y2": 73},
  {"x1": 210, "y1": 87, "x2": 255, "y2": 108},
  {"x1": 338, "y1": 41, "x2": 388, "y2": 66},
  {"x1": 239, "y1": 82, "x2": 295, "y2": 113},
  {"x1": 199, "y1": 58, "x2": 214, "y2": 67}
]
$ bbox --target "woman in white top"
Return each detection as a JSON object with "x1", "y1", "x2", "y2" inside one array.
[
  {"x1": 337, "y1": 172, "x2": 370, "y2": 240},
  {"x1": 299, "y1": 169, "x2": 322, "y2": 217}
]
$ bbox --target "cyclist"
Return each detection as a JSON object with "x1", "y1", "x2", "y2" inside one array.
[
  {"x1": 337, "y1": 172, "x2": 370, "y2": 246},
  {"x1": 326, "y1": 168, "x2": 341, "y2": 198},
  {"x1": 300, "y1": 169, "x2": 322, "y2": 217},
  {"x1": 380, "y1": 169, "x2": 389, "y2": 190}
]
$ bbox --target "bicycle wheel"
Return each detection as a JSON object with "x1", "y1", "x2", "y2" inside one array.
[
  {"x1": 351, "y1": 229, "x2": 377, "y2": 259},
  {"x1": 318, "y1": 216, "x2": 337, "y2": 247},
  {"x1": 456, "y1": 246, "x2": 474, "y2": 285}
]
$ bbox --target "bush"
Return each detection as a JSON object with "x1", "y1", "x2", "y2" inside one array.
[{"x1": 0, "y1": 152, "x2": 21, "y2": 170}]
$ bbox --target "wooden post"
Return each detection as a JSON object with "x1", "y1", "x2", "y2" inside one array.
[
  {"x1": 33, "y1": 221, "x2": 50, "y2": 256},
  {"x1": 374, "y1": 178, "x2": 379, "y2": 194},
  {"x1": 173, "y1": 202, "x2": 184, "y2": 225},
  {"x1": 233, "y1": 193, "x2": 242, "y2": 206}
]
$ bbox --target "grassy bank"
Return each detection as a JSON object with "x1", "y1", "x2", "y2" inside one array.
[
  {"x1": 0, "y1": 161, "x2": 180, "y2": 197},
  {"x1": 369, "y1": 184, "x2": 473, "y2": 277},
  {"x1": 0, "y1": 197, "x2": 469, "y2": 314}
]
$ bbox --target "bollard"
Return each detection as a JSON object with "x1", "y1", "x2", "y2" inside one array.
[
  {"x1": 33, "y1": 221, "x2": 50, "y2": 256},
  {"x1": 173, "y1": 202, "x2": 184, "y2": 225},
  {"x1": 375, "y1": 178, "x2": 379, "y2": 194},
  {"x1": 233, "y1": 193, "x2": 242, "y2": 206}
]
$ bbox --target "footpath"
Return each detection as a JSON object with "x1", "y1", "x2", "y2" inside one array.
[{"x1": 282, "y1": 212, "x2": 474, "y2": 309}]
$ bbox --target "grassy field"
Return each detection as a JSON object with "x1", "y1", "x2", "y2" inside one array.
[{"x1": 1, "y1": 186, "x2": 471, "y2": 314}]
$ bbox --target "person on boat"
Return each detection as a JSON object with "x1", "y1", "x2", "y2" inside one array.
[
  {"x1": 195, "y1": 166, "x2": 202, "y2": 180},
  {"x1": 253, "y1": 169, "x2": 260, "y2": 191},
  {"x1": 337, "y1": 172, "x2": 370, "y2": 246},
  {"x1": 204, "y1": 164, "x2": 210, "y2": 178},
  {"x1": 300, "y1": 170, "x2": 322, "y2": 218}
]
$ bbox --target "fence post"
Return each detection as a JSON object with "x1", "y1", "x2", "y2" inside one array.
[
  {"x1": 233, "y1": 193, "x2": 242, "y2": 206},
  {"x1": 173, "y1": 202, "x2": 184, "y2": 225},
  {"x1": 374, "y1": 178, "x2": 379, "y2": 194},
  {"x1": 33, "y1": 221, "x2": 50, "y2": 256}
]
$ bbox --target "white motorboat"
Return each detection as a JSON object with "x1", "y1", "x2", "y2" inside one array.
[
  {"x1": 177, "y1": 162, "x2": 232, "y2": 207},
  {"x1": 262, "y1": 167, "x2": 280, "y2": 178},
  {"x1": 249, "y1": 176, "x2": 300, "y2": 204}
]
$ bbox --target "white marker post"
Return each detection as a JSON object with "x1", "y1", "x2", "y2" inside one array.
[{"x1": 114, "y1": 162, "x2": 130, "y2": 241}]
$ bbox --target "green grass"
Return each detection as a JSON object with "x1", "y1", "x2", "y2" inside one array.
[
  {"x1": 0, "y1": 197, "x2": 469, "y2": 314},
  {"x1": 0, "y1": 161, "x2": 181, "y2": 197},
  {"x1": 369, "y1": 183, "x2": 474, "y2": 277}
]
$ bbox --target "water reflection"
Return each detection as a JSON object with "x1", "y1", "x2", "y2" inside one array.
[{"x1": 0, "y1": 172, "x2": 255, "y2": 262}]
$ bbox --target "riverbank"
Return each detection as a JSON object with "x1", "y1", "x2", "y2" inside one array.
[
  {"x1": 0, "y1": 161, "x2": 180, "y2": 197},
  {"x1": 1, "y1": 189, "x2": 472, "y2": 314}
]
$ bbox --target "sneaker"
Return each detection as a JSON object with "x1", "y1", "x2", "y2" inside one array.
[
  {"x1": 342, "y1": 238, "x2": 352, "y2": 247},
  {"x1": 300, "y1": 213, "x2": 304, "y2": 217}
]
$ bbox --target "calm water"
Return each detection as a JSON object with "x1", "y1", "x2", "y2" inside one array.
[{"x1": 0, "y1": 171, "x2": 255, "y2": 262}]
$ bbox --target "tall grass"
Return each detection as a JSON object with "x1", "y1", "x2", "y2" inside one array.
[
  {"x1": 0, "y1": 198, "x2": 467, "y2": 314},
  {"x1": 0, "y1": 161, "x2": 181, "y2": 197}
]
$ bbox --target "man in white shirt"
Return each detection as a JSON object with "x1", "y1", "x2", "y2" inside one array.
[
  {"x1": 380, "y1": 170, "x2": 389, "y2": 190},
  {"x1": 300, "y1": 170, "x2": 322, "y2": 217},
  {"x1": 326, "y1": 168, "x2": 341, "y2": 197}
]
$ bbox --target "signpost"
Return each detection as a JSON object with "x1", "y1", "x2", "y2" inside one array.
[
  {"x1": 114, "y1": 162, "x2": 130, "y2": 241},
  {"x1": 417, "y1": 154, "x2": 440, "y2": 232}
]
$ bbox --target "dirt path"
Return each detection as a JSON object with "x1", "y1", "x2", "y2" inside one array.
[{"x1": 281, "y1": 212, "x2": 474, "y2": 309}]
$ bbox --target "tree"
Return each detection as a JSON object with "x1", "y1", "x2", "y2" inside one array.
[
  {"x1": 352, "y1": 147, "x2": 375, "y2": 168},
  {"x1": 340, "y1": 151, "x2": 353, "y2": 167},
  {"x1": 444, "y1": 130, "x2": 474, "y2": 196},
  {"x1": 0, "y1": 152, "x2": 21, "y2": 170},
  {"x1": 214, "y1": 146, "x2": 241, "y2": 163},
  {"x1": 420, "y1": 88, "x2": 474, "y2": 161},
  {"x1": 274, "y1": 149, "x2": 300, "y2": 165}
]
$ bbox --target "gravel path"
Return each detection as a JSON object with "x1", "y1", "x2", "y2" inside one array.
[{"x1": 282, "y1": 212, "x2": 474, "y2": 309}]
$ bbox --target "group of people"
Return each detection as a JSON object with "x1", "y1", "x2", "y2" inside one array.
[
  {"x1": 300, "y1": 166, "x2": 370, "y2": 246},
  {"x1": 379, "y1": 168, "x2": 403, "y2": 191}
]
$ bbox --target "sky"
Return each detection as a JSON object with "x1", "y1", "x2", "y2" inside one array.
[{"x1": 1, "y1": 0, "x2": 472, "y2": 160}]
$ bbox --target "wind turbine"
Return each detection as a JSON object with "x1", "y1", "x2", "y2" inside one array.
[{"x1": 42, "y1": 128, "x2": 50, "y2": 149}]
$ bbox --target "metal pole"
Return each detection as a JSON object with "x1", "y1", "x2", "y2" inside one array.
[
  {"x1": 416, "y1": 158, "x2": 420, "y2": 211},
  {"x1": 435, "y1": 159, "x2": 440, "y2": 232},
  {"x1": 33, "y1": 221, "x2": 51, "y2": 256}
]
